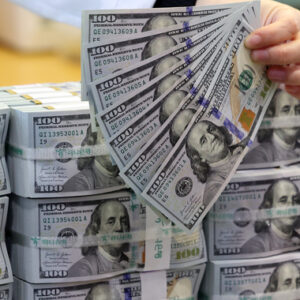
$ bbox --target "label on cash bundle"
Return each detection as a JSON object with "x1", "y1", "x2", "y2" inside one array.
[
  {"x1": 14, "y1": 266, "x2": 205, "y2": 299},
  {"x1": 240, "y1": 89, "x2": 300, "y2": 169},
  {"x1": 208, "y1": 168, "x2": 300, "y2": 260},
  {"x1": 142, "y1": 21, "x2": 277, "y2": 231},
  {"x1": 29, "y1": 112, "x2": 125, "y2": 196},
  {"x1": 118, "y1": 18, "x2": 244, "y2": 192},
  {"x1": 89, "y1": 21, "x2": 223, "y2": 111},
  {"x1": 10, "y1": 192, "x2": 206, "y2": 282}
]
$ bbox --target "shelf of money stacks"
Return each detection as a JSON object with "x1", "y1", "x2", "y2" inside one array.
[{"x1": 4, "y1": 0, "x2": 298, "y2": 299}]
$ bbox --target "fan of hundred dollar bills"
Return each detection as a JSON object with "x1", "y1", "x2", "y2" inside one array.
[{"x1": 82, "y1": 0, "x2": 277, "y2": 232}]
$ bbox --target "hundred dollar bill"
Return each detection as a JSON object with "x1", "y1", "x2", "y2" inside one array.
[
  {"x1": 201, "y1": 252, "x2": 300, "y2": 300},
  {"x1": 81, "y1": 2, "x2": 257, "y2": 131},
  {"x1": 119, "y1": 18, "x2": 251, "y2": 193},
  {"x1": 94, "y1": 24, "x2": 224, "y2": 140},
  {"x1": 14, "y1": 265, "x2": 205, "y2": 300},
  {"x1": 84, "y1": 10, "x2": 230, "y2": 91},
  {"x1": 0, "y1": 197, "x2": 13, "y2": 286},
  {"x1": 80, "y1": 2, "x2": 253, "y2": 99},
  {"x1": 142, "y1": 20, "x2": 277, "y2": 231},
  {"x1": 8, "y1": 192, "x2": 206, "y2": 283},
  {"x1": 240, "y1": 88, "x2": 300, "y2": 169},
  {"x1": 206, "y1": 167, "x2": 300, "y2": 260},
  {"x1": 89, "y1": 18, "x2": 224, "y2": 111},
  {"x1": 7, "y1": 103, "x2": 125, "y2": 198},
  {"x1": 0, "y1": 104, "x2": 10, "y2": 196},
  {"x1": 0, "y1": 285, "x2": 12, "y2": 300},
  {"x1": 82, "y1": 3, "x2": 253, "y2": 43},
  {"x1": 115, "y1": 17, "x2": 246, "y2": 183}
]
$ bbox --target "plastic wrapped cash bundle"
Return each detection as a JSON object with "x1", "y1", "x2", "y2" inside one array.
[
  {"x1": 13, "y1": 265, "x2": 206, "y2": 300},
  {"x1": 6, "y1": 102, "x2": 127, "y2": 198},
  {"x1": 0, "y1": 197, "x2": 13, "y2": 300},
  {"x1": 205, "y1": 167, "x2": 300, "y2": 260},
  {"x1": 8, "y1": 191, "x2": 206, "y2": 283},
  {"x1": 240, "y1": 89, "x2": 300, "y2": 169},
  {"x1": 0, "y1": 104, "x2": 10, "y2": 197},
  {"x1": 201, "y1": 252, "x2": 300, "y2": 300}
]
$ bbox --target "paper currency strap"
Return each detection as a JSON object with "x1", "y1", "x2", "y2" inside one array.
[
  {"x1": 6, "y1": 143, "x2": 110, "y2": 160},
  {"x1": 260, "y1": 116, "x2": 300, "y2": 129},
  {"x1": 208, "y1": 205, "x2": 300, "y2": 222},
  {"x1": 8, "y1": 225, "x2": 189, "y2": 249},
  {"x1": 205, "y1": 290, "x2": 300, "y2": 299}
]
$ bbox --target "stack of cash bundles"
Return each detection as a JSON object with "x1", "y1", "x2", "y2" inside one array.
[
  {"x1": 202, "y1": 88, "x2": 300, "y2": 299},
  {"x1": 0, "y1": 97, "x2": 13, "y2": 299},
  {"x1": 5, "y1": 82, "x2": 206, "y2": 299}
]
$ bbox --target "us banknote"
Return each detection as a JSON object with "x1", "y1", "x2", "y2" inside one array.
[
  {"x1": 83, "y1": 9, "x2": 229, "y2": 123},
  {"x1": 84, "y1": 2, "x2": 258, "y2": 99},
  {"x1": 92, "y1": 3, "x2": 258, "y2": 138},
  {"x1": 14, "y1": 265, "x2": 205, "y2": 300},
  {"x1": 95, "y1": 26, "x2": 224, "y2": 141},
  {"x1": 6, "y1": 103, "x2": 125, "y2": 198},
  {"x1": 81, "y1": 2, "x2": 253, "y2": 43},
  {"x1": 118, "y1": 19, "x2": 252, "y2": 195},
  {"x1": 89, "y1": 19, "x2": 224, "y2": 111},
  {"x1": 81, "y1": 1, "x2": 252, "y2": 99},
  {"x1": 8, "y1": 191, "x2": 206, "y2": 283},
  {"x1": 82, "y1": 2, "x2": 258, "y2": 131},
  {"x1": 206, "y1": 167, "x2": 300, "y2": 260},
  {"x1": 0, "y1": 104, "x2": 10, "y2": 196},
  {"x1": 115, "y1": 17, "x2": 246, "y2": 186},
  {"x1": 201, "y1": 252, "x2": 300, "y2": 300},
  {"x1": 142, "y1": 20, "x2": 277, "y2": 231},
  {"x1": 0, "y1": 197, "x2": 13, "y2": 286},
  {"x1": 0, "y1": 285, "x2": 12, "y2": 300},
  {"x1": 240, "y1": 88, "x2": 300, "y2": 169}
]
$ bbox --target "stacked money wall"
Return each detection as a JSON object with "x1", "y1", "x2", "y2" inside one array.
[
  {"x1": 1, "y1": 82, "x2": 207, "y2": 299},
  {"x1": 2, "y1": 1, "x2": 285, "y2": 299},
  {"x1": 201, "y1": 89, "x2": 300, "y2": 299}
]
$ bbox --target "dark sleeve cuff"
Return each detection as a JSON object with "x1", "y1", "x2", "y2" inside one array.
[{"x1": 154, "y1": 0, "x2": 196, "y2": 7}]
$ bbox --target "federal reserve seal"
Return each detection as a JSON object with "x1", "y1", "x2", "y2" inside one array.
[
  {"x1": 58, "y1": 228, "x2": 78, "y2": 248},
  {"x1": 175, "y1": 177, "x2": 193, "y2": 197},
  {"x1": 55, "y1": 142, "x2": 73, "y2": 163},
  {"x1": 233, "y1": 207, "x2": 251, "y2": 227}
]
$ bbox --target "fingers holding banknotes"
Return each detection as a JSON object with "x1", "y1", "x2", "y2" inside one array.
[{"x1": 244, "y1": 0, "x2": 300, "y2": 98}]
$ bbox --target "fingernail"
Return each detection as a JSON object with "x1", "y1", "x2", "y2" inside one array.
[
  {"x1": 245, "y1": 34, "x2": 262, "y2": 48},
  {"x1": 252, "y1": 49, "x2": 269, "y2": 62},
  {"x1": 268, "y1": 69, "x2": 286, "y2": 82}
]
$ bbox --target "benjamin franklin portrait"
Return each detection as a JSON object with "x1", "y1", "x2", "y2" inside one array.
[{"x1": 68, "y1": 199, "x2": 130, "y2": 277}]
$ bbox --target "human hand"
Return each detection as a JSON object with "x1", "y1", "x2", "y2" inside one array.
[{"x1": 244, "y1": 0, "x2": 300, "y2": 99}]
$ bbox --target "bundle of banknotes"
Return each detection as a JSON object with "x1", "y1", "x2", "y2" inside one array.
[
  {"x1": 8, "y1": 191, "x2": 206, "y2": 283},
  {"x1": 6, "y1": 100, "x2": 127, "y2": 198},
  {"x1": 206, "y1": 167, "x2": 300, "y2": 260},
  {"x1": 0, "y1": 197, "x2": 13, "y2": 288},
  {"x1": 13, "y1": 265, "x2": 205, "y2": 300},
  {"x1": 0, "y1": 105, "x2": 10, "y2": 197},
  {"x1": 201, "y1": 252, "x2": 300, "y2": 300},
  {"x1": 82, "y1": 0, "x2": 277, "y2": 232}
]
